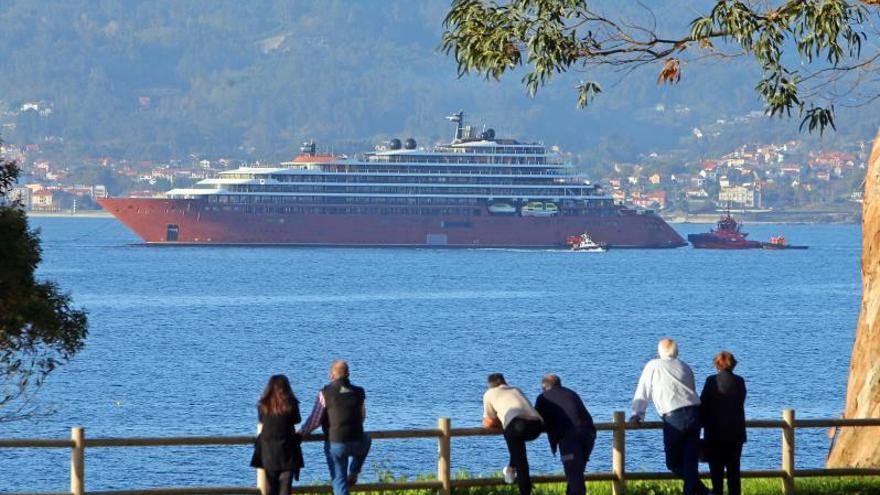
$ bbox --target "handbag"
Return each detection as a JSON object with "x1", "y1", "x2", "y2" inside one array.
[{"x1": 698, "y1": 438, "x2": 710, "y2": 463}]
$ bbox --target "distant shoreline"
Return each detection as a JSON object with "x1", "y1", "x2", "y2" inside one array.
[{"x1": 663, "y1": 213, "x2": 861, "y2": 225}]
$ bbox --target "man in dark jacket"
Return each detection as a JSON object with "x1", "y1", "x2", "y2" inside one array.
[
  {"x1": 299, "y1": 360, "x2": 371, "y2": 495},
  {"x1": 534, "y1": 375, "x2": 596, "y2": 495}
]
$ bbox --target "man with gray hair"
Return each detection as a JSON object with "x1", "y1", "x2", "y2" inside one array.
[{"x1": 629, "y1": 339, "x2": 708, "y2": 495}]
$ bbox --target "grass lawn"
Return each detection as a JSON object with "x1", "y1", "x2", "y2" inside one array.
[
  {"x1": 442, "y1": 478, "x2": 880, "y2": 495},
  {"x1": 369, "y1": 476, "x2": 880, "y2": 495}
]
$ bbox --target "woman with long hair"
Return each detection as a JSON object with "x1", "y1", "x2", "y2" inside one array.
[
  {"x1": 700, "y1": 351, "x2": 747, "y2": 495},
  {"x1": 251, "y1": 375, "x2": 303, "y2": 495}
]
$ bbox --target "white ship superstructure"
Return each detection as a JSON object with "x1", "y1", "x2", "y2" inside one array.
[{"x1": 165, "y1": 112, "x2": 613, "y2": 216}]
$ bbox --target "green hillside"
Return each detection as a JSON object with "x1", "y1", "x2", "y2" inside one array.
[{"x1": 0, "y1": 0, "x2": 876, "y2": 164}]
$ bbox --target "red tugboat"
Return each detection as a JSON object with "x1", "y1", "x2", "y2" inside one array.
[{"x1": 687, "y1": 212, "x2": 763, "y2": 249}]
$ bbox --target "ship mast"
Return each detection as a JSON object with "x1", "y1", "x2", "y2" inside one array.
[{"x1": 445, "y1": 111, "x2": 464, "y2": 142}]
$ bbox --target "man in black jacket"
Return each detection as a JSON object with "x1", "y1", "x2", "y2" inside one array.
[
  {"x1": 534, "y1": 375, "x2": 596, "y2": 495},
  {"x1": 299, "y1": 360, "x2": 371, "y2": 495}
]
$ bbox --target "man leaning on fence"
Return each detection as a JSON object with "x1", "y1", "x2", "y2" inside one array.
[
  {"x1": 299, "y1": 360, "x2": 372, "y2": 495},
  {"x1": 482, "y1": 373, "x2": 544, "y2": 495},
  {"x1": 629, "y1": 339, "x2": 709, "y2": 495},
  {"x1": 534, "y1": 374, "x2": 596, "y2": 495}
]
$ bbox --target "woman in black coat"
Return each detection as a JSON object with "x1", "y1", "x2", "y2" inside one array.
[
  {"x1": 700, "y1": 351, "x2": 747, "y2": 495},
  {"x1": 251, "y1": 375, "x2": 303, "y2": 495}
]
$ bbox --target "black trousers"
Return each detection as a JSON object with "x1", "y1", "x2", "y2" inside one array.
[
  {"x1": 708, "y1": 441, "x2": 743, "y2": 495},
  {"x1": 503, "y1": 417, "x2": 543, "y2": 495},
  {"x1": 559, "y1": 433, "x2": 595, "y2": 495},
  {"x1": 265, "y1": 470, "x2": 293, "y2": 495}
]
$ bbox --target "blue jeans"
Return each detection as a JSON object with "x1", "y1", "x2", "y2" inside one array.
[
  {"x1": 324, "y1": 434, "x2": 372, "y2": 495},
  {"x1": 662, "y1": 406, "x2": 708, "y2": 495}
]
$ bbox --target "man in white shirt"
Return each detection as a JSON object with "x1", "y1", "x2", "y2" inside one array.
[
  {"x1": 483, "y1": 373, "x2": 543, "y2": 495},
  {"x1": 629, "y1": 339, "x2": 709, "y2": 495}
]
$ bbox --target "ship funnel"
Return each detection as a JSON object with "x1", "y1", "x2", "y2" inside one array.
[{"x1": 300, "y1": 141, "x2": 316, "y2": 155}]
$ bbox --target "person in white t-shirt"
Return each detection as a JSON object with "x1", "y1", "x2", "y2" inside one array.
[{"x1": 482, "y1": 373, "x2": 543, "y2": 495}]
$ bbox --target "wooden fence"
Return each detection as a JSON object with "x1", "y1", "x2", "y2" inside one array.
[{"x1": 3, "y1": 409, "x2": 880, "y2": 495}]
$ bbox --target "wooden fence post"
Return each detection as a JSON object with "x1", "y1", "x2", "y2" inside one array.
[
  {"x1": 70, "y1": 427, "x2": 84, "y2": 495},
  {"x1": 612, "y1": 411, "x2": 626, "y2": 495},
  {"x1": 437, "y1": 417, "x2": 452, "y2": 495},
  {"x1": 256, "y1": 423, "x2": 267, "y2": 495},
  {"x1": 782, "y1": 409, "x2": 795, "y2": 495}
]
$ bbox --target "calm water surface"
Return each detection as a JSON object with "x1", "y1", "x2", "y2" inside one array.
[{"x1": 0, "y1": 218, "x2": 862, "y2": 491}]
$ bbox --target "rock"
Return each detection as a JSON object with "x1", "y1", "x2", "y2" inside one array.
[{"x1": 827, "y1": 131, "x2": 880, "y2": 467}]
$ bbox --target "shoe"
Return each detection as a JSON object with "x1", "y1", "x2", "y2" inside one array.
[{"x1": 502, "y1": 466, "x2": 515, "y2": 484}]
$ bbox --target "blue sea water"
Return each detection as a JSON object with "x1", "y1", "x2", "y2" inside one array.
[{"x1": 0, "y1": 217, "x2": 863, "y2": 492}]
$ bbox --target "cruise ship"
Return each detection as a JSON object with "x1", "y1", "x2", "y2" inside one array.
[{"x1": 98, "y1": 113, "x2": 686, "y2": 248}]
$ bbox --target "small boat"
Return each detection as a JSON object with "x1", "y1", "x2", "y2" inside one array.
[
  {"x1": 566, "y1": 233, "x2": 606, "y2": 252},
  {"x1": 762, "y1": 236, "x2": 809, "y2": 250},
  {"x1": 488, "y1": 202, "x2": 517, "y2": 215},
  {"x1": 521, "y1": 201, "x2": 559, "y2": 217}
]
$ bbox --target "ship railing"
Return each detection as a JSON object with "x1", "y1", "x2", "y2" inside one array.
[
  {"x1": 278, "y1": 170, "x2": 574, "y2": 179},
  {"x1": 366, "y1": 156, "x2": 557, "y2": 166},
  {"x1": 348, "y1": 168, "x2": 569, "y2": 175},
  {"x1": 3, "y1": 410, "x2": 878, "y2": 495}
]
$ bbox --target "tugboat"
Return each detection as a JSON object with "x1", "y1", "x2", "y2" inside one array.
[
  {"x1": 687, "y1": 212, "x2": 763, "y2": 249},
  {"x1": 566, "y1": 233, "x2": 606, "y2": 252},
  {"x1": 762, "y1": 236, "x2": 808, "y2": 250}
]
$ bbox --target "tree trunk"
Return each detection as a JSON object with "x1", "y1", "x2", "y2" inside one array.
[{"x1": 827, "y1": 131, "x2": 880, "y2": 467}]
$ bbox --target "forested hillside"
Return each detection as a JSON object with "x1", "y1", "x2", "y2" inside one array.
[{"x1": 0, "y1": 0, "x2": 876, "y2": 164}]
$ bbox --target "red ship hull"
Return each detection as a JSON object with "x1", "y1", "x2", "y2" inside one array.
[
  {"x1": 98, "y1": 198, "x2": 687, "y2": 248},
  {"x1": 687, "y1": 232, "x2": 762, "y2": 249},
  {"x1": 690, "y1": 242, "x2": 763, "y2": 249}
]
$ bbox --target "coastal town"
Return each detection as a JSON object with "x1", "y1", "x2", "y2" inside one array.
[
  {"x1": 3, "y1": 117, "x2": 866, "y2": 223},
  {"x1": 593, "y1": 140, "x2": 866, "y2": 222},
  {"x1": 1, "y1": 96, "x2": 869, "y2": 223}
]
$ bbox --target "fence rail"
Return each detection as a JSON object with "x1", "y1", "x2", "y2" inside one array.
[{"x1": 3, "y1": 409, "x2": 880, "y2": 495}]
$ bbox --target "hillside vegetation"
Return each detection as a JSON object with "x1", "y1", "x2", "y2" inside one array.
[{"x1": 0, "y1": 1, "x2": 877, "y2": 164}]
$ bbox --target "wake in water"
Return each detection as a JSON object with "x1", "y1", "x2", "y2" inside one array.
[{"x1": 466, "y1": 247, "x2": 594, "y2": 254}]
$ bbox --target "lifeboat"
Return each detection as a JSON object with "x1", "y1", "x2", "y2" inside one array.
[
  {"x1": 488, "y1": 202, "x2": 517, "y2": 215},
  {"x1": 521, "y1": 202, "x2": 559, "y2": 217}
]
